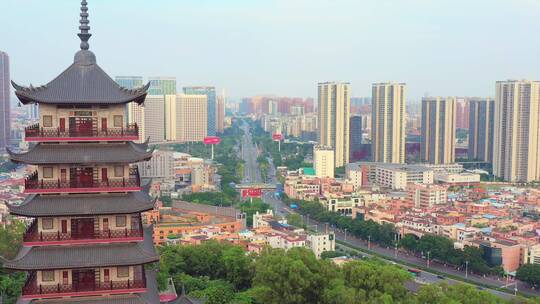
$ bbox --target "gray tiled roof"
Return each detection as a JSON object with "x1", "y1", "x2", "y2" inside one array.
[
  {"x1": 3, "y1": 227, "x2": 158, "y2": 270},
  {"x1": 18, "y1": 270, "x2": 161, "y2": 304},
  {"x1": 11, "y1": 50, "x2": 149, "y2": 105},
  {"x1": 9, "y1": 192, "x2": 155, "y2": 217},
  {"x1": 8, "y1": 141, "x2": 153, "y2": 165}
]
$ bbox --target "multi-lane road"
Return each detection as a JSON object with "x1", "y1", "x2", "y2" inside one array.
[{"x1": 237, "y1": 121, "x2": 539, "y2": 300}]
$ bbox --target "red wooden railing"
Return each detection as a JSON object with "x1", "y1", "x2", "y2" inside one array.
[
  {"x1": 22, "y1": 270, "x2": 146, "y2": 297},
  {"x1": 23, "y1": 219, "x2": 144, "y2": 243},
  {"x1": 25, "y1": 123, "x2": 138, "y2": 140},
  {"x1": 24, "y1": 167, "x2": 140, "y2": 192}
]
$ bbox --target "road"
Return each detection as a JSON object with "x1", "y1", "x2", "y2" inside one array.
[
  {"x1": 240, "y1": 122, "x2": 262, "y2": 184},
  {"x1": 237, "y1": 121, "x2": 538, "y2": 299}
]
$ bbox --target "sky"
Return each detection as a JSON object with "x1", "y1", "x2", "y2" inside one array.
[{"x1": 1, "y1": 0, "x2": 539, "y2": 101}]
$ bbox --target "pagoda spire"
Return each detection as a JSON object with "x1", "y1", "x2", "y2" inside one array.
[{"x1": 77, "y1": 0, "x2": 91, "y2": 50}]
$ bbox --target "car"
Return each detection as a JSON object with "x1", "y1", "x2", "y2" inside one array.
[{"x1": 437, "y1": 275, "x2": 445, "y2": 279}]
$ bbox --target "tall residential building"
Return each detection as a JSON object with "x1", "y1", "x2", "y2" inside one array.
[
  {"x1": 164, "y1": 94, "x2": 179, "y2": 141},
  {"x1": 371, "y1": 82, "x2": 406, "y2": 163},
  {"x1": 0, "y1": 51, "x2": 10, "y2": 150},
  {"x1": 317, "y1": 82, "x2": 350, "y2": 167},
  {"x1": 313, "y1": 145, "x2": 335, "y2": 178},
  {"x1": 115, "y1": 76, "x2": 143, "y2": 89},
  {"x1": 129, "y1": 95, "x2": 165, "y2": 143},
  {"x1": 494, "y1": 80, "x2": 540, "y2": 182},
  {"x1": 468, "y1": 98, "x2": 495, "y2": 162},
  {"x1": 4, "y1": 2, "x2": 159, "y2": 302},
  {"x1": 421, "y1": 97, "x2": 456, "y2": 164},
  {"x1": 148, "y1": 77, "x2": 176, "y2": 95},
  {"x1": 455, "y1": 98, "x2": 469, "y2": 129},
  {"x1": 177, "y1": 94, "x2": 208, "y2": 142},
  {"x1": 350, "y1": 115, "x2": 362, "y2": 160},
  {"x1": 216, "y1": 94, "x2": 225, "y2": 134},
  {"x1": 183, "y1": 86, "x2": 216, "y2": 136}
]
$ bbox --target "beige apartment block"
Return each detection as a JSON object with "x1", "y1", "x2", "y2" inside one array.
[
  {"x1": 318, "y1": 82, "x2": 350, "y2": 167},
  {"x1": 493, "y1": 80, "x2": 540, "y2": 182},
  {"x1": 371, "y1": 82, "x2": 406, "y2": 163}
]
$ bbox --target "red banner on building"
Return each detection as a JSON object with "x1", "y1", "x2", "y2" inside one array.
[
  {"x1": 241, "y1": 188, "x2": 262, "y2": 198},
  {"x1": 203, "y1": 136, "x2": 221, "y2": 145}
]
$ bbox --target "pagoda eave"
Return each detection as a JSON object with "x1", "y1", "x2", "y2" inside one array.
[
  {"x1": 3, "y1": 234, "x2": 158, "y2": 271},
  {"x1": 8, "y1": 192, "x2": 155, "y2": 217},
  {"x1": 8, "y1": 141, "x2": 153, "y2": 165}
]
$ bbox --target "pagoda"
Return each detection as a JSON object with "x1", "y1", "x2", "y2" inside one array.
[{"x1": 3, "y1": 1, "x2": 161, "y2": 303}]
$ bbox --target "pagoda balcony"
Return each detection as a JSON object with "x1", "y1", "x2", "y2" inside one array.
[
  {"x1": 24, "y1": 123, "x2": 139, "y2": 142},
  {"x1": 24, "y1": 167, "x2": 141, "y2": 194},
  {"x1": 23, "y1": 219, "x2": 144, "y2": 246},
  {"x1": 21, "y1": 269, "x2": 146, "y2": 300}
]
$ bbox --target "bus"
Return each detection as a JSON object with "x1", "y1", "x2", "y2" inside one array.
[{"x1": 407, "y1": 268, "x2": 422, "y2": 277}]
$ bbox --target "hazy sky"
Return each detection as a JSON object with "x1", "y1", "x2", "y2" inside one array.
[{"x1": 1, "y1": 0, "x2": 539, "y2": 100}]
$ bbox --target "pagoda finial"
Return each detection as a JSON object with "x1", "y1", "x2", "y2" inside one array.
[{"x1": 77, "y1": 0, "x2": 91, "y2": 50}]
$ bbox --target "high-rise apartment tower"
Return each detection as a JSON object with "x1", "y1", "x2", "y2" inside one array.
[
  {"x1": 421, "y1": 97, "x2": 456, "y2": 164},
  {"x1": 493, "y1": 80, "x2": 540, "y2": 182},
  {"x1": 371, "y1": 82, "x2": 406, "y2": 163},
  {"x1": 317, "y1": 82, "x2": 350, "y2": 167},
  {"x1": 468, "y1": 98, "x2": 494, "y2": 163}
]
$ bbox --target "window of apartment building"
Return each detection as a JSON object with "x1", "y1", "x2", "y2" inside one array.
[
  {"x1": 43, "y1": 167, "x2": 54, "y2": 178},
  {"x1": 116, "y1": 215, "x2": 127, "y2": 227},
  {"x1": 113, "y1": 115, "x2": 123, "y2": 127},
  {"x1": 43, "y1": 115, "x2": 53, "y2": 127},
  {"x1": 41, "y1": 270, "x2": 55, "y2": 282},
  {"x1": 117, "y1": 266, "x2": 129, "y2": 278},
  {"x1": 42, "y1": 218, "x2": 54, "y2": 230},
  {"x1": 114, "y1": 166, "x2": 124, "y2": 177}
]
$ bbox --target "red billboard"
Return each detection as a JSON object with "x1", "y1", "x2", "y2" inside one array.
[
  {"x1": 203, "y1": 136, "x2": 221, "y2": 145},
  {"x1": 272, "y1": 133, "x2": 283, "y2": 141},
  {"x1": 241, "y1": 188, "x2": 262, "y2": 198}
]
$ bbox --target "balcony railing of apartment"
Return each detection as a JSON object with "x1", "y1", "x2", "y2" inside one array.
[
  {"x1": 24, "y1": 123, "x2": 139, "y2": 141},
  {"x1": 22, "y1": 270, "x2": 146, "y2": 298},
  {"x1": 23, "y1": 220, "x2": 144, "y2": 244},
  {"x1": 24, "y1": 167, "x2": 141, "y2": 193}
]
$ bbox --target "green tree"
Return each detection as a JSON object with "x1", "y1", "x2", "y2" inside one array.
[
  {"x1": 189, "y1": 280, "x2": 236, "y2": 304},
  {"x1": 415, "y1": 283, "x2": 507, "y2": 304},
  {"x1": 0, "y1": 220, "x2": 25, "y2": 259},
  {"x1": 0, "y1": 220, "x2": 26, "y2": 304},
  {"x1": 516, "y1": 263, "x2": 540, "y2": 287},
  {"x1": 342, "y1": 261, "x2": 410, "y2": 302},
  {"x1": 399, "y1": 234, "x2": 418, "y2": 252},
  {"x1": 251, "y1": 247, "x2": 337, "y2": 304},
  {"x1": 320, "y1": 251, "x2": 343, "y2": 259}
]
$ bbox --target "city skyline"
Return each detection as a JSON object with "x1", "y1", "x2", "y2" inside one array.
[{"x1": 2, "y1": 0, "x2": 539, "y2": 100}]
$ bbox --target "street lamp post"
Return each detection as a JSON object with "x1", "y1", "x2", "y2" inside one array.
[
  {"x1": 427, "y1": 251, "x2": 431, "y2": 268},
  {"x1": 368, "y1": 235, "x2": 371, "y2": 249},
  {"x1": 465, "y1": 261, "x2": 469, "y2": 279},
  {"x1": 344, "y1": 228, "x2": 347, "y2": 242},
  {"x1": 394, "y1": 233, "x2": 398, "y2": 258}
]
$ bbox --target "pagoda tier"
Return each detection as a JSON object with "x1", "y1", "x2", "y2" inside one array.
[
  {"x1": 15, "y1": 270, "x2": 161, "y2": 304},
  {"x1": 23, "y1": 166, "x2": 141, "y2": 194},
  {"x1": 9, "y1": 192, "x2": 155, "y2": 217},
  {"x1": 2, "y1": 226, "x2": 158, "y2": 271},
  {"x1": 24, "y1": 123, "x2": 139, "y2": 142},
  {"x1": 7, "y1": 141, "x2": 153, "y2": 165}
]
